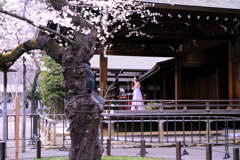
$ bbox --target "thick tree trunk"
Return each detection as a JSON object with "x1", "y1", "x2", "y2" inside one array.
[
  {"x1": 0, "y1": 17, "x2": 103, "y2": 159},
  {"x1": 63, "y1": 33, "x2": 103, "y2": 160}
]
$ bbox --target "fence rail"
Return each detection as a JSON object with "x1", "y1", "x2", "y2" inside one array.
[{"x1": 104, "y1": 99, "x2": 240, "y2": 115}]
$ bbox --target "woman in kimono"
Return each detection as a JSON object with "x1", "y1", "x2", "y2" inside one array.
[{"x1": 131, "y1": 76, "x2": 144, "y2": 110}]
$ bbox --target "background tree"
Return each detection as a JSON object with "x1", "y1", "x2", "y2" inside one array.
[
  {"x1": 40, "y1": 54, "x2": 65, "y2": 115},
  {"x1": 27, "y1": 54, "x2": 42, "y2": 115}
]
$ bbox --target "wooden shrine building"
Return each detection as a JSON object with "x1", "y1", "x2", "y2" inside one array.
[{"x1": 98, "y1": 1, "x2": 240, "y2": 102}]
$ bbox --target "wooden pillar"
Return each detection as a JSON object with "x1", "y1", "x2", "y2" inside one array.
[
  {"x1": 52, "y1": 122, "x2": 56, "y2": 146},
  {"x1": 228, "y1": 41, "x2": 233, "y2": 109},
  {"x1": 175, "y1": 56, "x2": 182, "y2": 109},
  {"x1": 162, "y1": 73, "x2": 167, "y2": 99},
  {"x1": 153, "y1": 80, "x2": 157, "y2": 99},
  {"x1": 100, "y1": 53, "x2": 108, "y2": 97},
  {"x1": 216, "y1": 68, "x2": 219, "y2": 110}
]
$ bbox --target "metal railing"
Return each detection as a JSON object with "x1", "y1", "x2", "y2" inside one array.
[
  {"x1": 100, "y1": 113, "x2": 240, "y2": 159},
  {"x1": 101, "y1": 114, "x2": 240, "y2": 144},
  {"x1": 1, "y1": 99, "x2": 240, "y2": 159}
]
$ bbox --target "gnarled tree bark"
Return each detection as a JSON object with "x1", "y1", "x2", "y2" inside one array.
[{"x1": 62, "y1": 32, "x2": 103, "y2": 160}]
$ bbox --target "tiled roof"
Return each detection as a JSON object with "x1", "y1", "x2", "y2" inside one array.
[{"x1": 140, "y1": 0, "x2": 240, "y2": 9}]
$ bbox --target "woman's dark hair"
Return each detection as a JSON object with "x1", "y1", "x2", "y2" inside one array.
[{"x1": 135, "y1": 76, "x2": 139, "y2": 81}]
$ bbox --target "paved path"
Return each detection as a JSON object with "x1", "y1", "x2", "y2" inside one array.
[
  {"x1": 1, "y1": 117, "x2": 239, "y2": 159},
  {"x1": 110, "y1": 146, "x2": 235, "y2": 160},
  {"x1": 4, "y1": 143, "x2": 239, "y2": 160}
]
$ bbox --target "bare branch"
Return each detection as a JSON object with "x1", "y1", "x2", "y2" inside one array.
[
  {"x1": 0, "y1": 8, "x2": 74, "y2": 44},
  {"x1": 0, "y1": 8, "x2": 34, "y2": 25},
  {"x1": 23, "y1": 0, "x2": 30, "y2": 17}
]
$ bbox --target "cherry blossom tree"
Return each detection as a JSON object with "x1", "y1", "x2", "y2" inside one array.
[{"x1": 0, "y1": 0, "x2": 155, "y2": 159}]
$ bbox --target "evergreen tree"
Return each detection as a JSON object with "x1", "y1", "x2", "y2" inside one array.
[{"x1": 40, "y1": 55, "x2": 65, "y2": 115}]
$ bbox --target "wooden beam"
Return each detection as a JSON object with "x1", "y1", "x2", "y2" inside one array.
[
  {"x1": 228, "y1": 41, "x2": 233, "y2": 109},
  {"x1": 99, "y1": 38, "x2": 227, "y2": 57},
  {"x1": 109, "y1": 33, "x2": 230, "y2": 45},
  {"x1": 100, "y1": 53, "x2": 108, "y2": 97},
  {"x1": 182, "y1": 40, "x2": 227, "y2": 54},
  {"x1": 147, "y1": 2, "x2": 240, "y2": 16}
]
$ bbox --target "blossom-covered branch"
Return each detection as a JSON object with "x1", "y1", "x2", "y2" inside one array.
[{"x1": 0, "y1": 8, "x2": 74, "y2": 44}]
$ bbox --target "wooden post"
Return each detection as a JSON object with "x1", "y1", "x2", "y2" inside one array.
[
  {"x1": 21, "y1": 57, "x2": 26, "y2": 152},
  {"x1": 159, "y1": 121, "x2": 164, "y2": 144},
  {"x1": 176, "y1": 141, "x2": 181, "y2": 160},
  {"x1": 140, "y1": 139, "x2": 146, "y2": 157},
  {"x1": 37, "y1": 140, "x2": 41, "y2": 158},
  {"x1": 206, "y1": 143, "x2": 212, "y2": 160},
  {"x1": 0, "y1": 141, "x2": 6, "y2": 160},
  {"x1": 106, "y1": 139, "x2": 111, "y2": 156},
  {"x1": 48, "y1": 122, "x2": 51, "y2": 141},
  {"x1": 15, "y1": 96, "x2": 20, "y2": 160},
  {"x1": 228, "y1": 41, "x2": 233, "y2": 110},
  {"x1": 233, "y1": 148, "x2": 239, "y2": 160},
  {"x1": 107, "y1": 121, "x2": 114, "y2": 140},
  {"x1": 100, "y1": 53, "x2": 108, "y2": 97},
  {"x1": 206, "y1": 120, "x2": 211, "y2": 143},
  {"x1": 52, "y1": 122, "x2": 56, "y2": 146}
]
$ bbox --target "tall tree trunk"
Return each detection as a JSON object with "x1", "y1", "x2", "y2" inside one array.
[{"x1": 63, "y1": 33, "x2": 103, "y2": 160}]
